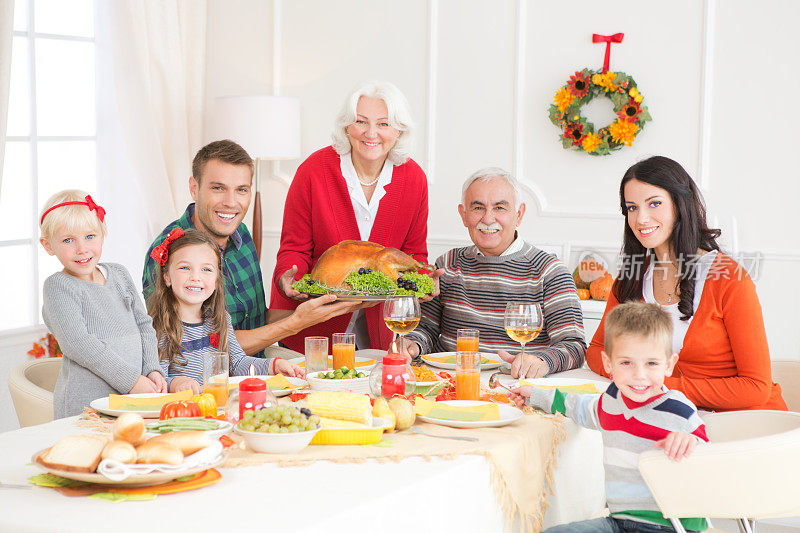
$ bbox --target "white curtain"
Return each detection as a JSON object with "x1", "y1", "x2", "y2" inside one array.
[
  {"x1": 0, "y1": 0, "x2": 14, "y2": 195},
  {"x1": 95, "y1": 0, "x2": 206, "y2": 285}
]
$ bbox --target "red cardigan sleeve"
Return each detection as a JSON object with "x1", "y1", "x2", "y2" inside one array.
[
  {"x1": 270, "y1": 157, "x2": 316, "y2": 310},
  {"x1": 397, "y1": 162, "x2": 429, "y2": 266},
  {"x1": 585, "y1": 288, "x2": 620, "y2": 377},
  {"x1": 663, "y1": 270, "x2": 777, "y2": 410}
]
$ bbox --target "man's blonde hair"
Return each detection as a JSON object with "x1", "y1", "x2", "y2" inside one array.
[
  {"x1": 39, "y1": 189, "x2": 108, "y2": 241},
  {"x1": 604, "y1": 302, "x2": 672, "y2": 357}
]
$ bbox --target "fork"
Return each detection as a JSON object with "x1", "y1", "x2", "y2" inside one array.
[
  {"x1": 411, "y1": 426, "x2": 478, "y2": 442},
  {"x1": 0, "y1": 482, "x2": 32, "y2": 490}
]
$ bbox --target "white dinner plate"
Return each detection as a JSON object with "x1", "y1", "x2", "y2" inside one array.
[
  {"x1": 89, "y1": 393, "x2": 174, "y2": 418},
  {"x1": 416, "y1": 400, "x2": 523, "y2": 428},
  {"x1": 228, "y1": 375, "x2": 307, "y2": 397},
  {"x1": 145, "y1": 419, "x2": 234, "y2": 439},
  {"x1": 420, "y1": 352, "x2": 505, "y2": 371},
  {"x1": 287, "y1": 355, "x2": 376, "y2": 370}
]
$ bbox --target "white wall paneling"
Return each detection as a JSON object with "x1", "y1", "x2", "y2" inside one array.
[{"x1": 204, "y1": 0, "x2": 800, "y2": 358}]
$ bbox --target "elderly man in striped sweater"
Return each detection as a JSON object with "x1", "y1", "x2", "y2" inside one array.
[{"x1": 402, "y1": 167, "x2": 586, "y2": 377}]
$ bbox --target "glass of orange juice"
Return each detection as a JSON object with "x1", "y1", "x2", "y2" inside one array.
[
  {"x1": 203, "y1": 351, "x2": 229, "y2": 411},
  {"x1": 332, "y1": 333, "x2": 355, "y2": 370},
  {"x1": 455, "y1": 351, "x2": 481, "y2": 400},
  {"x1": 457, "y1": 328, "x2": 479, "y2": 353}
]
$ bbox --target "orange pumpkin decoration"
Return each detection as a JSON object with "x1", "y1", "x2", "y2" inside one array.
[
  {"x1": 590, "y1": 273, "x2": 614, "y2": 301},
  {"x1": 576, "y1": 288, "x2": 591, "y2": 300},
  {"x1": 572, "y1": 266, "x2": 590, "y2": 290}
]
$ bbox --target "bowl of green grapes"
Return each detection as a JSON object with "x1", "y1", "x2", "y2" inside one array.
[{"x1": 234, "y1": 405, "x2": 321, "y2": 453}]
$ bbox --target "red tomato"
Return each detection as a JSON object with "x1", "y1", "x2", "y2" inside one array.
[
  {"x1": 159, "y1": 400, "x2": 202, "y2": 420},
  {"x1": 219, "y1": 435, "x2": 235, "y2": 448}
]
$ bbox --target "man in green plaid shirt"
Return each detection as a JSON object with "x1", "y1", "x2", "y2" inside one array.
[{"x1": 143, "y1": 140, "x2": 359, "y2": 358}]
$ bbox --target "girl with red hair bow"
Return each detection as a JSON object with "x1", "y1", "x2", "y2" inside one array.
[{"x1": 39, "y1": 189, "x2": 167, "y2": 418}]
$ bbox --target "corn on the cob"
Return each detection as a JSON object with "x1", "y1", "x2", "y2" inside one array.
[{"x1": 307, "y1": 391, "x2": 373, "y2": 425}]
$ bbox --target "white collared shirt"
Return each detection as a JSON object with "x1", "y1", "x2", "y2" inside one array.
[
  {"x1": 340, "y1": 152, "x2": 394, "y2": 241},
  {"x1": 475, "y1": 234, "x2": 525, "y2": 256},
  {"x1": 340, "y1": 152, "x2": 394, "y2": 348}
]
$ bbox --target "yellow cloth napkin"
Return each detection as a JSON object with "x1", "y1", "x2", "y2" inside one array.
[
  {"x1": 423, "y1": 354, "x2": 493, "y2": 365},
  {"x1": 519, "y1": 379, "x2": 600, "y2": 395},
  {"x1": 108, "y1": 390, "x2": 192, "y2": 411},
  {"x1": 297, "y1": 357, "x2": 373, "y2": 368},
  {"x1": 414, "y1": 397, "x2": 500, "y2": 422}
]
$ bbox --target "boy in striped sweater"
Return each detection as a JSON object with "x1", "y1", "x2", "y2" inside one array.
[{"x1": 514, "y1": 302, "x2": 708, "y2": 532}]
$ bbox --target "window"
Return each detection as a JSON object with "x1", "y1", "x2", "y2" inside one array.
[{"x1": 1, "y1": 0, "x2": 96, "y2": 333}]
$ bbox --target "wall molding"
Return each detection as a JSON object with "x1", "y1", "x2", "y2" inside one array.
[
  {"x1": 510, "y1": 1, "x2": 714, "y2": 219},
  {"x1": 425, "y1": 0, "x2": 438, "y2": 184},
  {"x1": 697, "y1": 0, "x2": 715, "y2": 191},
  {"x1": 511, "y1": 0, "x2": 621, "y2": 220}
]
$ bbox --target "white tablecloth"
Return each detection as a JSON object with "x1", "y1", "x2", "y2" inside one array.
[{"x1": 0, "y1": 370, "x2": 607, "y2": 533}]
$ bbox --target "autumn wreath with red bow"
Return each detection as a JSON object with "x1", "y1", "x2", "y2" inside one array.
[{"x1": 548, "y1": 34, "x2": 652, "y2": 155}]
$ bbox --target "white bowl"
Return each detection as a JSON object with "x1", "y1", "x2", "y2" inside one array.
[
  {"x1": 306, "y1": 370, "x2": 371, "y2": 394},
  {"x1": 234, "y1": 425, "x2": 320, "y2": 454}
]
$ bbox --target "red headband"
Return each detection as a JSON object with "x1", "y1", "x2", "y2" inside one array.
[
  {"x1": 40, "y1": 195, "x2": 106, "y2": 225},
  {"x1": 150, "y1": 228, "x2": 185, "y2": 266}
]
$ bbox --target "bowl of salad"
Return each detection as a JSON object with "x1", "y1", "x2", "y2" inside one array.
[{"x1": 306, "y1": 368, "x2": 371, "y2": 394}]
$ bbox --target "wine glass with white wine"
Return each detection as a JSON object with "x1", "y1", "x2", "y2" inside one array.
[
  {"x1": 504, "y1": 303, "x2": 543, "y2": 359},
  {"x1": 384, "y1": 296, "x2": 421, "y2": 351}
]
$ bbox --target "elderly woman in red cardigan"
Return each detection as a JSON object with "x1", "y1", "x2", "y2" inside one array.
[
  {"x1": 271, "y1": 81, "x2": 433, "y2": 353},
  {"x1": 587, "y1": 156, "x2": 786, "y2": 412}
]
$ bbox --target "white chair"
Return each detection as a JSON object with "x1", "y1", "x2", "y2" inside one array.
[
  {"x1": 638, "y1": 410, "x2": 800, "y2": 533},
  {"x1": 8, "y1": 358, "x2": 62, "y2": 427},
  {"x1": 772, "y1": 359, "x2": 800, "y2": 412}
]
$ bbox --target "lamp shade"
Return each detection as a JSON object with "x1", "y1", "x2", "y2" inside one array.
[{"x1": 211, "y1": 95, "x2": 301, "y2": 160}]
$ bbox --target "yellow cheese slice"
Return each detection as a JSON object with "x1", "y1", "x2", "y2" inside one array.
[
  {"x1": 519, "y1": 380, "x2": 600, "y2": 395},
  {"x1": 414, "y1": 397, "x2": 500, "y2": 422},
  {"x1": 108, "y1": 390, "x2": 193, "y2": 411}
]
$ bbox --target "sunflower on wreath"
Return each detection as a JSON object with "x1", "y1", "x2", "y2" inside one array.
[{"x1": 548, "y1": 68, "x2": 652, "y2": 155}]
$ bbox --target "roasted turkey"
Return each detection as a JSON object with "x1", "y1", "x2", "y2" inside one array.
[{"x1": 309, "y1": 240, "x2": 435, "y2": 288}]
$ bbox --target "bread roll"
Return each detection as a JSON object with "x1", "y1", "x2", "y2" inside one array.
[
  {"x1": 101, "y1": 440, "x2": 137, "y2": 463},
  {"x1": 135, "y1": 441, "x2": 183, "y2": 465},
  {"x1": 146, "y1": 430, "x2": 213, "y2": 455},
  {"x1": 38, "y1": 435, "x2": 110, "y2": 473},
  {"x1": 113, "y1": 413, "x2": 146, "y2": 446}
]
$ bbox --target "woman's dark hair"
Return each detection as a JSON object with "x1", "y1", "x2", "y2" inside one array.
[{"x1": 614, "y1": 156, "x2": 721, "y2": 320}]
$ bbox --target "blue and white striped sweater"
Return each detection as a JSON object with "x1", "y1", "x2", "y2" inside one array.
[{"x1": 159, "y1": 311, "x2": 273, "y2": 388}]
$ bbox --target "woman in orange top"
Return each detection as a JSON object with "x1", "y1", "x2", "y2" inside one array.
[{"x1": 587, "y1": 156, "x2": 785, "y2": 411}]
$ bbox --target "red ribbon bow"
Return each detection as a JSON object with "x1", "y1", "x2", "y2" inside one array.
[
  {"x1": 592, "y1": 33, "x2": 624, "y2": 73},
  {"x1": 84, "y1": 195, "x2": 106, "y2": 222},
  {"x1": 39, "y1": 194, "x2": 107, "y2": 225},
  {"x1": 150, "y1": 228, "x2": 185, "y2": 266},
  {"x1": 209, "y1": 333, "x2": 220, "y2": 349}
]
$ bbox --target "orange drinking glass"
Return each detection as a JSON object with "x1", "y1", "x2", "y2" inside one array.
[
  {"x1": 203, "y1": 351, "x2": 229, "y2": 410},
  {"x1": 332, "y1": 333, "x2": 355, "y2": 370},
  {"x1": 456, "y1": 351, "x2": 481, "y2": 400},
  {"x1": 457, "y1": 328, "x2": 479, "y2": 353}
]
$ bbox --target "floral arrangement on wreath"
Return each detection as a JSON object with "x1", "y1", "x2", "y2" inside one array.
[{"x1": 548, "y1": 33, "x2": 652, "y2": 155}]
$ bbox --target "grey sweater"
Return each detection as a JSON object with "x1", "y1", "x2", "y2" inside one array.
[{"x1": 42, "y1": 263, "x2": 161, "y2": 418}]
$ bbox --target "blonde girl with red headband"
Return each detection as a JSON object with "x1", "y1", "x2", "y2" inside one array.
[
  {"x1": 39, "y1": 189, "x2": 167, "y2": 418},
  {"x1": 147, "y1": 229, "x2": 304, "y2": 394}
]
